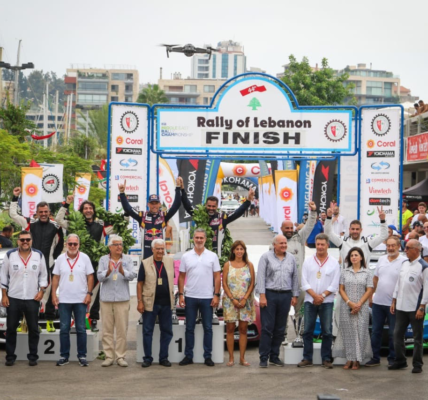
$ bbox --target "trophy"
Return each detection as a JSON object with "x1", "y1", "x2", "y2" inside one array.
[
  {"x1": 172, "y1": 297, "x2": 179, "y2": 325},
  {"x1": 292, "y1": 307, "x2": 304, "y2": 348},
  {"x1": 212, "y1": 308, "x2": 219, "y2": 325}
]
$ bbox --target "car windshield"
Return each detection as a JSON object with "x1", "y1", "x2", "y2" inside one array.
[{"x1": 222, "y1": 201, "x2": 238, "y2": 206}]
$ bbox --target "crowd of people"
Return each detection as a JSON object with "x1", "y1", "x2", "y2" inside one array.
[{"x1": 1, "y1": 185, "x2": 427, "y2": 375}]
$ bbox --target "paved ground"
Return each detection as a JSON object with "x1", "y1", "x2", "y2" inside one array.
[{"x1": 1, "y1": 217, "x2": 428, "y2": 399}]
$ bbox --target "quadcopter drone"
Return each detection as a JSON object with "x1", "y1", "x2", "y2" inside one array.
[{"x1": 161, "y1": 44, "x2": 219, "y2": 60}]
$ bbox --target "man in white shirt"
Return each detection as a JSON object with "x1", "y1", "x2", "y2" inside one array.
[
  {"x1": 411, "y1": 202, "x2": 428, "y2": 225},
  {"x1": 419, "y1": 221, "x2": 428, "y2": 249},
  {"x1": 331, "y1": 206, "x2": 346, "y2": 247},
  {"x1": 298, "y1": 233, "x2": 340, "y2": 369},
  {"x1": 52, "y1": 234, "x2": 94, "y2": 367},
  {"x1": 1, "y1": 231, "x2": 48, "y2": 366},
  {"x1": 389, "y1": 239, "x2": 428, "y2": 373},
  {"x1": 366, "y1": 236, "x2": 406, "y2": 367},
  {"x1": 178, "y1": 228, "x2": 221, "y2": 367}
]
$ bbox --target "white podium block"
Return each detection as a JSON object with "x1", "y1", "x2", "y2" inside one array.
[
  {"x1": 136, "y1": 320, "x2": 224, "y2": 364},
  {"x1": 282, "y1": 343, "x2": 346, "y2": 365},
  {"x1": 15, "y1": 330, "x2": 99, "y2": 361}
]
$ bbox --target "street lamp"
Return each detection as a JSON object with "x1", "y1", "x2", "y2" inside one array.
[{"x1": 0, "y1": 61, "x2": 35, "y2": 105}]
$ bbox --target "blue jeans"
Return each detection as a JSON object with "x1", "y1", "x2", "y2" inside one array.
[
  {"x1": 371, "y1": 303, "x2": 396, "y2": 363},
  {"x1": 302, "y1": 301, "x2": 334, "y2": 362},
  {"x1": 143, "y1": 304, "x2": 173, "y2": 363},
  {"x1": 59, "y1": 303, "x2": 87, "y2": 359},
  {"x1": 259, "y1": 290, "x2": 292, "y2": 361},
  {"x1": 184, "y1": 297, "x2": 213, "y2": 359}
]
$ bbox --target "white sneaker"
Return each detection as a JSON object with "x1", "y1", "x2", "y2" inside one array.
[
  {"x1": 282, "y1": 337, "x2": 289, "y2": 345},
  {"x1": 102, "y1": 359, "x2": 114, "y2": 367},
  {"x1": 117, "y1": 358, "x2": 128, "y2": 367}
]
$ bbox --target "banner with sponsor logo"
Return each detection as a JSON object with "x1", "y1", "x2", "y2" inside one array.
[
  {"x1": 275, "y1": 170, "x2": 298, "y2": 231},
  {"x1": 178, "y1": 159, "x2": 206, "y2": 223},
  {"x1": 312, "y1": 160, "x2": 335, "y2": 214},
  {"x1": 74, "y1": 173, "x2": 91, "y2": 211},
  {"x1": 159, "y1": 157, "x2": 179, "y2": 233},
  {"x1": 222, "y1": 176, "x2": 258, "y2": 197},
  {"x1": 407, "y1": 132, "x2": 428, "y2": 162},
  {"x1": 21, "y1": 167, "x2": 43, "y2": 218},
  {"x1": 213, "y1": 177, "x2": 222, "y2": 206},
  {"x1": 360, "y1": 108, "x2": 400, "y2": 236},
  {"x1": 39, "y1": 163, "x2": 64, "y2": 203},
  {"x1": 156, "y1": 77, "x2": 355, "y2": 156},
  {"x1": 109, "y1": 104, "x2": 149, "y2": 220},
  {"x1": 219, "y1": 162, "x2": 262, "y2": 178},
  {"x1": 297, "y1": 160, "x2": 317, "y2": 223},
  {"x1": 339, "y1": 155, "x2": 359, "y2": 224},
  {"x1": 203, "y1": 159, "x2": 221, "y2": 203}
]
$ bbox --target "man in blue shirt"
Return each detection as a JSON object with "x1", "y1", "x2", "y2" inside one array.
[{"x1": 307, "y1": 213, "x2": 324, "y2": 248}]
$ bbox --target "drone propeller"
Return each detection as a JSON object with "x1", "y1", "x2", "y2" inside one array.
[
  {"x1": 206, "y1": 47, "x2": 220, "y2": 52},
  {"x1": 159, "y1": 44, "x2": 180, "y2": 48}
]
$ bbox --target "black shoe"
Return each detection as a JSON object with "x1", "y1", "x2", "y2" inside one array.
[
  {"x1": 141, "y1": 360, "x2": 152, "y2": 368},
  {"x1": 78, "y1": 357, "x2": 88, "y2": 367},
  {"x1": 179, "y1": 356, "x2": 193, "y2": 366},
  {"x1": 56, "y1": 358, "x2": 69, "y2": 366},
  {"x1": 204, "y1": 358, "x2": 215, "y2": 367},
  {"x1": 412, "y1": 366, "x2": 423, "y2": 374},
  {"x1": 160, "y1": 359, "x2": 172, "y2": 367},
  {"x1": 259, "y1": 359, "x2": 268, "y2": 368},
  {"x1": 5, "y1": 360, "x2": 15, "y2": 367},
  {"x1": 29, "y1": 360, "x2": 38, "y2": 367},
  {"x1": 91, "y1": 320, "x2": 99, "y2": 332},
  {"x1": 388, "y1": 362, "x2": 408, "y2": 370},
  {"x1": 269, "y1": 358, "x2": 285, "y2": 367}
]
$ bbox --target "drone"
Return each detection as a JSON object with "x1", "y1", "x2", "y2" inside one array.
[{"x1": 161, "y1": 44, "x2": 219, "y2": 60}]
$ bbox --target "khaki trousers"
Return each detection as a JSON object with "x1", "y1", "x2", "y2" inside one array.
[{"x1": 100, "y1": 301, "x2": 130, "y2": 361}]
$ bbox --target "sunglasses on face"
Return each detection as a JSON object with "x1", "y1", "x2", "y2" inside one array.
[
  {"x1": 405, "y1": 246, "x2": 416, "y2": 250},
  {"x1": 19, "y1": 238, "x2": 31, "y2": 242},
  {"x1": 68, "y1": 242, "x2": 79, "y2": 247}
]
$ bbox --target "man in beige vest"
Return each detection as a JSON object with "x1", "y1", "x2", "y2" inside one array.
[{"x1": 137, "y1": 239, "x2": 175, "y2": 368}]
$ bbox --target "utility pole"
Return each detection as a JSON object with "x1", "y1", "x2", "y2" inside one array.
[
  {"x1": 65, "y1": 94, "x2": 70, "y2": 144},
  {"x1": 54, "y1": 90, "x2": 59, "y2": 147},
  {"x1": 14, "y1": 40, "x2": 22, "y2": 105},
  {"x1": 0, "y1": 47, "x2": 3, "y2": 107},
  {"x1": 85, "y1": 110, "x2": 89, "y2": 159},
  {"x1": 43, "y1": 81, "x2": 49, "y2": 147}
]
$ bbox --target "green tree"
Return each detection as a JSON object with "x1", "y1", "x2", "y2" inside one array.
[
  {"x1": 137, "y1": 84, "x2": 168, "y2": 106},
  {"x1": 76, "y1": 104, "x2": 109, "y2": 151},
  {"x1": 280, "y1": 55, "x2": 356, "y2": 106}
]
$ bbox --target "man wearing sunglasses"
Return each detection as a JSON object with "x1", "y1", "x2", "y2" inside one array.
[
  {"x1": 51, "y1": 234, "x2": 94, "y2": 367},
  {"x1": 9, "y1": 187, "x2": 64, "y2": 332},
  {"x1": 1, "y1": 231, "x2": 48, "y2": 366},
  {"x1": 390, "y1": 239, "x2": 428, "y2": 374}
]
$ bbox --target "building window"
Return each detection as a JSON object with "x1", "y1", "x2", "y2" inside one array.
[
  {"x1": 203, "y1": 97, "x2": 209, "y2": 105},
  {"x1": 125, "y1": 84, "x2": 133, "y2": 92},
  {"x1": 204, "y1": 85, "x2": 215, "y2": 93},
  {"x1": 169, "y1": 97, "x2": 179, "y2": 103},
  {"x1": 197, "y1": 73, "x2": 208, "y2": 79},
  {"x1": 198, "y1": 66, "x2": 209, "y2": 72},
  {"x1": 124, "y1": 96, "x2": 133, "y2": 102},
  {"x1": 212, "y1": 55, "x2": 216, "y2": 78},
  {"x1": 184, "y1": 85, "x2": 197, "y2": 93},
  {"x1": 77, "y1": 94, "x2": 108, "y2": 104},
  {"x1": 384, "y1": 82, "x2": 393, "y2": 97},
  {"x1": 234, "y1": 55, "x2": 238, "y2": 76},
  {"x1": 111, "y1": 84, "x2": 119, "y2": 92},
  {"x1": 221, "y1": 54, "x2": 228, "y2": 78},
  {"x1": 366, "y1": 81, "x2": 383, "y2": 96},
  {"x1": 198, "y1": 59, "x2": 209, "y2": 65},
  {"x1": 111, "y1": 96, "x2": 119, "y2": 102},
  {"x1": 111, "y1": 73, "x2": 134, "y2": 81},
  {"x1": 78, "y1": 82, "x2": 108, "y2": 91}
]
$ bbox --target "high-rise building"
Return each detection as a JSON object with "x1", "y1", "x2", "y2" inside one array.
[{"x1": 190, "y1": 40, "x2": 246, "y2": 80}]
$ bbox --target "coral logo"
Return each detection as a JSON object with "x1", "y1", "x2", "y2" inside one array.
[
  {"x1": 25, "y1": 184, "x2": 38, "y2": 197},
  {"x1": 367, "y1": 139, "x2": 375, "y2": 149},
  {"x1": 116, "y1": 136, "x2": 124, "y2": 145},
  {"x1": 280, "y1": 187, "x2": 293, "y2": 201},
  {"x1": 233, "y1": 165, "x2": 247, "y2": 176},
  {"x1": 77, "y1": 185, "x2": 86, "y2": 195}
]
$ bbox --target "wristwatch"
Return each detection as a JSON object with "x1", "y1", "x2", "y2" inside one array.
[
  {"x1": 178, "y1": 293, "x2": 184, "y2": 296},
  {"x1": 214, "y1": 293, "x2": 221, "y2": 297},
  {"x1": 40, "y1": 288, "x2": 47, "y2": 293},
  {"x1": 87, "y1": 292, "x2": 93, "y2": 296},
  {"x1": 321, "y1": 293, "x2": 326, "y2": 298},
  {"x1": 419, "y1": 307, "x2": 425, "y2": 312}
]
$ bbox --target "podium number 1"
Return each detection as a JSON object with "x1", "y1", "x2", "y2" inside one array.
[{"x1": 175, "y1": 338, "x2": 183, "y2": 353}]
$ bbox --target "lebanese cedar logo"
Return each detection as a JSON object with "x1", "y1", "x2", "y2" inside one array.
[
  {"x1": 280, "y1": 187, "x2": 293, "y2": 201},
  {"x1": 25, "y1": 184, "x2": 38, "y2": 197},
  {"x1": 233, "y1": 165, "x2": 247, "y2": 176}
]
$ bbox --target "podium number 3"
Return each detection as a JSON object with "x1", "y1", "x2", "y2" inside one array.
[
  {"x1": 44, "y1": 339, "x2": 55, "y2": 354},
  {"x1": 175, "y1": 338, "x2": 183, "y2": 353}
]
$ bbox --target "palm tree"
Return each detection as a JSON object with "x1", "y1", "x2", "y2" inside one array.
[{"x1": 137, "y1": 84, "x2": 168, "y2": 106}]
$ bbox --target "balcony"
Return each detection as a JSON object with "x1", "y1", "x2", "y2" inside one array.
[
  {"x1": 405, "y1": 111, "x2": 428, "y2": 137},
  {"x1": 165, "y1": 91, "x2": 200, "y2": 98}
]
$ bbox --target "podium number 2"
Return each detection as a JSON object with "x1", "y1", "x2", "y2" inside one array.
[
  {"x1": 44, "y1": 339, "x2": 55, "y2": 354},
  {"x1": 175, "y1": 338, "x2": 183, "y2": 353}
]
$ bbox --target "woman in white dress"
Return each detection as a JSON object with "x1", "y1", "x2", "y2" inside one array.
[{"x1": 333, "y1": 247, "x2": 373, "y2": 370}]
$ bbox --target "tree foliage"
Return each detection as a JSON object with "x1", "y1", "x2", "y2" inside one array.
[
  {"x1": 76, "y1": 104, "x2": 109, "y2": 151},
  {"x1": 137, "y1": 84, "x2": 168, "y2": 106},
  {"x1": 280, "y1": 55, "x2": 356, "y2": 106}
]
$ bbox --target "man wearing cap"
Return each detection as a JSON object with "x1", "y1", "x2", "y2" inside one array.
[{"x1": 119, "y1": 178, "x2": 183, "y2": 259}]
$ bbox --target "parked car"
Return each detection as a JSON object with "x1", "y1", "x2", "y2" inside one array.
[{"x1": 220, "y1": 200, "x2": 240, "y2": 216}]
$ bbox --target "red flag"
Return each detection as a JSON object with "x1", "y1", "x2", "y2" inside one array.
[
  {"x1": 240, "y1": 85, "x2": 267, "y2": 96},
  {"x1": 31, "y1": 131, "x2": 56, "y2": 140},
  {"x1": 29, "y1": 160, "x2": 40, "y2": 168}
]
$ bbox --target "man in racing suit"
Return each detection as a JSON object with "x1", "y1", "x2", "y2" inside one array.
[{"x1": 9, "y1": 187, "x2": 64, "y2": 332}]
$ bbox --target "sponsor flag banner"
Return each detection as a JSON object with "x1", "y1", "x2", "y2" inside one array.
[
  {"x1": 220, "y1": 162, "x2": 262, "y2": 178},
  {"x1": 275, "y1": 170, "x2": 298, "y2": 230},
  {"x1": 312, "y1": 160, "x2": 335, "y2": 214},
  {"x1": 339, "y1": 154, "x2": 359, "y2": 224},
  {"x1": 407, "y1": 132, "x2": 428, "y2": 162},
  {"x1": 360, "y1": 108, "x2": 400, "y2": 235},
  {"x1": 202, "y1": 159, "x2": 221, "y2": 203},
  {"x1": 109, "y1": 104, "x2": 149, "y2": 218},
  {"x1": 283, "y1": 160, "x2": 296, "y2": 170},
  {"x1": 39, "y1": 163, "x2": 64, "y2": 203},
  {"x1": 159, "y1": 157, "x2": 179, "y2": 233},
  {"x1": 178, "y1": 159, "x2": 206, "y2": 223},
  {"x1": 297, "y1": 161, "x2": 309, "y2": 223},
  {"x1": 213, "y1": 177, "x2": 222, "y2": 206},
  {"x1": 21, "y1": 167, "x2": 43, "y2": 218},
  {"x1": 74, "y1": 173, "x2": 91, "y2": 211}
]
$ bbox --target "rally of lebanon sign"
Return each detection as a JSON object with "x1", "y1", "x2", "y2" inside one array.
[
  {"x1": 156, "y1": 77, "x2": 354, "y2": 155},
  {"x1": 74, "y1": 173, "x2": 91, "y2": 211},
  {"x1": 21, "y1": 167, "x2": 43, "y2": 218},
  {"x1": 109, "y1": 104, "x2": 149, "y2": 217},
  {"x1": 360, "y1": 108, "x2": 400, "y2": 236}
]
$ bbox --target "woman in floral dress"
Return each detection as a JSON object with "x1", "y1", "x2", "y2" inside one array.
[
  {"x1": 222, "y1": 240, "x2": 256, "y2": 366},
  {"x1": 333, "y1": 247, "x2": 374, "y2": 370}
]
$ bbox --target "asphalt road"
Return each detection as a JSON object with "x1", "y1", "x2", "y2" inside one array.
[{"x1": 1, "y1": 217, "x2": 428, "y2": 399}]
